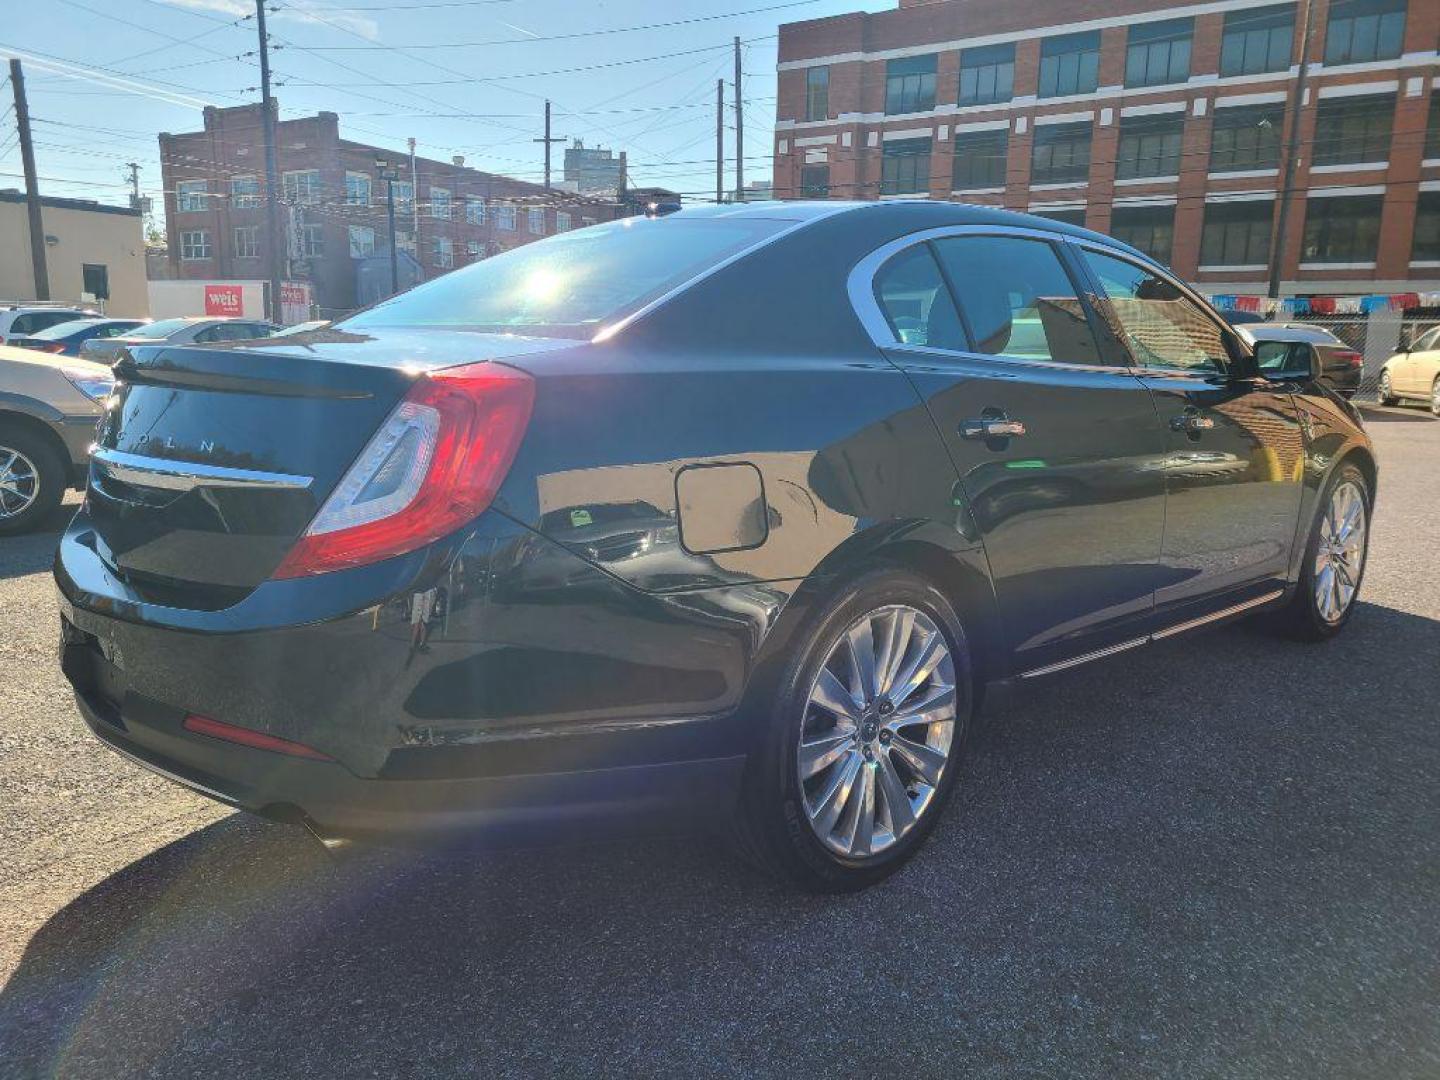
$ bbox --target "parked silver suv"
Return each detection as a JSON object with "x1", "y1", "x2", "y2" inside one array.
[{"x1": 80, "y1": 316, "x2": 278, "y2": 362}]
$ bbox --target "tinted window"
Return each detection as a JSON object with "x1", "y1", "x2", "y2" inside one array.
[
  {"x1": 1254, "y1": 340, "x2": 1310, "y2": 374},
  {"x1": 872, "y1": 244, "x2": 965, "y2": 351},
  {"x1": 1302, "y1": 195, "x2": 1383, "y2": 263},
  {"x1": 32, "y1": 319, "x2": 102, "y2": 340},
  {"x1": 932, "y1": 236, "x2": 1103, "y2": 365},
  {"x1": 1220, "y1": 3, "x2": 1295, "y2": 76},
  {"x1": 343, "y1": 217, "x2": 787, "y2": 336},
  {"x1": 885, "y1": 54, "x2": 937, "y2": 115},
  {"x1": 1324, "y1": 0, "x2": 1405, "y2": 65},
  {"x1": 1126, "y1": 18, "x2": 1193, "y2": 88},
  {"x1": 1039, "y1": 31, "x2": 1100, "y2": 97},
  {"x1": 958, "y1": 43, "x2": 1014, "y2": 106},
  {"x1": 129, "y1": 318, "x2": 198, "y2": 339},
  {"x1": 1081, "y1": 249, "x2": 1229, "y2": 373}
]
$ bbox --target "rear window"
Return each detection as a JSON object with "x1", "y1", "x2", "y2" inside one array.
[
  {"x1": 128, "y1": 318, "x2": 196, "y2": 339},
  {"x1": 32, "y1": 319, "x2": 103, "y2": 340},
  {"x1": 340, "y1": 216, "x2": 790, "y2": 338}
]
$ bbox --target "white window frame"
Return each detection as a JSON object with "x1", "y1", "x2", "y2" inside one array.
[
  {"x1": 527, "y1": 208, "x2": 545, "y2": 234},
  {"x1": 282, "y1": 169, "x2": 322, "y2": 206},
  {"x1": 233, "y1": 224, "x2": 260, "y2": 258},
  {"x1": 430, "y1": 186, "x2": 452, "y2": 219},
  {"x1": 465, "y1": 198, "x2": 486, "y2": 225},
  {"x1": 300, "y1": 223, "x2": 324, "y2": 257},
  {"x1": 555, "y1": 211, "x2": 572, "y2": 231},
  {"x1": 177, "y1": 180, "x2": 208, "y2": 213},
  {"x1": 345, "y1": 171, "x2": 372, "y2": 207},
  {"x1": 348, "y1": 224, "x2": 376, "y2": 258},
  {"x1": 230, "y1": 175, "x2": 261, "y2": 209},
  {"x1": 180, "y1": 230, "x2": 211, "y2": 260},
  {"x1": 392, "y1": 180, "x2": 414, "y2": 211},
  {"x1": 495, "y1": 206, "x2": 516, "y2": 231},
  {"x1": 466, "y1": 239, "x2": 483, "y2": 256},
  {"x1": 433, "y1": 235, "x2": 454, "y2": 268}
]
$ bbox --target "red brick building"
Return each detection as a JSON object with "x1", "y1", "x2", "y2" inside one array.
[
  {"x1": 159, "y1": 104, "x2": 622, "y2": 316},
  {"x1": 773, "y1": 0, "x2": 1440, "y2": 298}
]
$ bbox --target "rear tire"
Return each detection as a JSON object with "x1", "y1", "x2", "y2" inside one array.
[
  {"x1": 731, "y1": 567, "x2": 973, "y2": 892},
  {"x1": 1430, "y1": 377, "x2": 1440, "y2": 418},
  {"x1": 1267, "y1": 462, "x2": 1370, "y2": 642},
  {"x1": 0, "y1": 423, "x2": 66, "y2": 536},
  {"x1": 1376, "y1": 370, "x2": 1396, "y2": 406}
]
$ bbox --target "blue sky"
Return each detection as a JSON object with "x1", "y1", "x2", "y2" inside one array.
[{"x1": 0, "y1": 0, "x2": 891, "y2": 219}]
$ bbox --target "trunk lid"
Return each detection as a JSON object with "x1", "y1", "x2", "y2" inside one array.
[{"x1": 85, "y1": 329, "x2": 573, "y2": 600}]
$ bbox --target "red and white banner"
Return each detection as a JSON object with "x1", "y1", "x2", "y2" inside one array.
[
  {"x1": 203, "y1": 283, "x2": 245, "y2": 317},
  {"x1": 280, "y1": 281, "x2": 313, "y2": 325}
]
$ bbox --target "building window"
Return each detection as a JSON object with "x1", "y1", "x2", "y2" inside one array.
[
  {"x1": 231, "y1": 175, "x2": 260, "y2": 209},
  {"x1": 177, "y1": 180, "x2": 207, "y2": 213},
  {"x1": 233, "y1": 225, "x2": 260, "y2": 258},
  {"x1": 300, "y1": 223, "x2": 324, "y2": 258},
  {"x1": 1109, "y1": 204, "x2": 1175, "y2": 264},
  {"x1": 881, "y1": 137, "x2": 931, "y2": 195},
  {"x1": 282, "y1": 169, "x2": 321, "y2": 206},
  {"x1": 466, "y1": 239, "x2": 483, "y2": 257},
  {"x1": 466, "y1": 198, "x2": 486, "y2": 225},
  {"x1": 1325, "y1": 0, "x2": 1405, "y2": 66},
  {"x1": 433, "y1": 236, "x2": 454, "y2": 268},
  {"x1": 958, "y1": 43, "x2": 1014, "y2": 106},
  {"x1": 345, "y1": 171, "x2": 371, "y2": 206},
  {"x1": 1209, "y1": 104, "x2": 1283, "y2": 172},
  {"x1": 1126, "y1": 18, "x2": 1193, "y2": 88},
  {"x1": 396, "y1": 229, "x2": 415, "y2": 254},
  {"x1": 805, "y1": 66, "x2": 829, "y2": 121},
  {"x1": 885, "y1": 55, "x2": 937, "y2": 115},
  {"x1": 496, "y1": 206, "x2": 516, "y2": 230},
  {"x1": 348, "y1": 225, "x2": 375, "y2": 258},
  {"x1": 556, "y1": 211, "x2": 572, "y2": 231},
  {"x1": 528, "y1": 208, "x2": 545, "y2": 234},
  {"x1": 392, "y1": 180, "x2": 414, "y2": 212},
  {"x1": 800, "y1": 164, "x2": 830, "y2": 196},
  {"x1": 1200, "y1": 199, "x2": 1274, "y2": 266},
  {"x1": 1039, "y1": 31, "x2": 1100, "y2": 98},
  {"x1": 1220, "y1": 4, "x2": 1294, "y2": 77},
  {"x1": 952, "y1": 129, "x2": 1008, "y2": 189},
  {"x1": 82, "y1": 263, "x2": 109, "y2": 300},
  {"x1": 1313, "y1": 93, "x2": 1395, "y2": 165},
  {"x1": 583, "y1": 217, "x2": 597, "y2": 227},
  {"x1": 1116, "y1": 113, "x2": 1184, "y2": 179},
  {"x1": 1415, "y1": 192, "x2": 1440, "y2": 261},
  {"x1": 430, "y1": 187, "x2": 451, "y2": 219},
  {"x1": 1030, "y1": 207, "x2": 1086, "y2": 226},
  {"x1": 180, "y1": 230, "x2": 210, "y2": 260},
  {"x1": 1302, "y1": 195, "x2": 1383, "y2": 263},
  {"x1": 1032, "y1": 122, "x2": 1092, "y2": 185},
  {"x1": 1428, "y1": 96, "x2": 1440, "y2": 160}
]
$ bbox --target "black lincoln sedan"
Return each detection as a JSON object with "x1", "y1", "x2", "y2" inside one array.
[{"x1": 55, "y1": 202, "x2": 1375, "y2": 891}]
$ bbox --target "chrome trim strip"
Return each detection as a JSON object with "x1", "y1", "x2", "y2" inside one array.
[
  {"x1": 1019, "y1": 636, "x2": 1149, "y2": 679},
  {"x1": 92, "y1": 448, "x2": 314, "y2": 492},
  {"x1": 592, "y1": 203, "x2": 861, "y2": 343},
  {"x1": 1151, "y1": 589, "x2": 1285, "y2": 639},
  {"x1": 1018, "y1": 589, "x2": 1286, "y2": 678}
]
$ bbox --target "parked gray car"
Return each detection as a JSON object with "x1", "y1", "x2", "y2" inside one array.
[
  {"x1": 80, "y1": 316, "x2": 279, "y2": 362},
  {"x1": 0, "y1": 344, "x2": 113, "y2": 533}
]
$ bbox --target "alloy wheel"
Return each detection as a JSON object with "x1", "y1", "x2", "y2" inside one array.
[
  {"x1": 1314, "y1": 480, "x2": 1367, "y2": 624},
  {"x1": 0, "y1": 447, "x2": 39, "y2": 520},
  {"x1": 1431, "y1": 380, "x2": 1440, "y2": 417},
  {"x1": 797, "y1": 605, "x2": 957, "y2": 859}
]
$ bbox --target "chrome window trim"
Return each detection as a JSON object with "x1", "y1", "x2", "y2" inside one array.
[
  {"x1": 92, "y1": 448, "x2": 314, "y2": 492},
  {"x1": 592, "y1": 204, "x2": 859, "y2": 343},
  {"x1": 846, "y1": 223, "x2": 1138, "y2": 373}
]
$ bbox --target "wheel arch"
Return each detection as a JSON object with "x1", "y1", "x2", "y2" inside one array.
[{"x1": 0, "y1": 408, "x2": 73, "y2": 479}]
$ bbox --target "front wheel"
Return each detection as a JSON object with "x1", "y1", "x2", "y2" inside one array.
[
  {"x1": 1268, "y1": 463, "x2": 1370, "y2": 641},
  {"x1": 0, "y1": 424, "x2": 66, "y2": 536},
  {"x1": 732, "y1": 567, "x2": 972, "y2": 892},
  {"x1": 1376, "y1": 370, "x2": 1396, "y2": 406},
  {"x1": 1430, "y1": 378, "x2": 1440, "y2": 418}
]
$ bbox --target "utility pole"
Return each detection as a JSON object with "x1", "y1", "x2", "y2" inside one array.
[
  {"x1": 733, "y1": 37, "x2": 744, "y2": 202},
  {"x1": 255, "y1": 0, "x2": 283, "y2": 323},
  {"x1": 716, "y1": 78, "x2": 725, "y2": 205},
  {"x1": 533, "y1": 100, "x2": 565, "y2": 192},
  {"x1": 9, "y1": 60, "x2": 49, "y2": 301},
  {"x1": 376, "y1": 157, "x2": 401, "y2": 297},
  {"x1": 125, "y1": 162, "x2": 141, "y2": 210},
  {"x1": 1268, "y1": 0, "x2": 1317, "y2": 300}
]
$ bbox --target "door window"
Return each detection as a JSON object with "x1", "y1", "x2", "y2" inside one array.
[
  {"x1": 931, "y1": 235, "x2": 1103, "y2": 365},
  {"x1": 1080, "y1": 249, "x2": 1229, "y2": 373},
  {"x1": 872, "y1": 244, "x2": 966, "y2": 351}
]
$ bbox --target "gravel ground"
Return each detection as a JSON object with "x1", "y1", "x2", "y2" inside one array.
[{"x1": 2, "y1": 409, "x2": 1438, "y2": 1079}]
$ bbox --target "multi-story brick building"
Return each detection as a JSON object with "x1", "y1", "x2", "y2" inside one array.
[
  {"x1": 159, "y1": 103, "x2": 622, "y2": 316},
  {"x1": 773, "y1": 0, "x2": 1440, "y2": 298}
]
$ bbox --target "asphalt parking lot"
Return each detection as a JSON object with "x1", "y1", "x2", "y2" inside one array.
[{"x1": 1, "y1": 407, "x2": 1438, "y2": 1080}]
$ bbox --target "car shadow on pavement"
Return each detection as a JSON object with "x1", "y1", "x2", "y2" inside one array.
[
  {"x1": 4, "y1": 601, "x2": 1440, "y2": 1078},
  {"x1": 0, "y1": 497, "x2": 78, "y2": 582},
  {"x1": 1355, "y1": 406, "x2": 1437, "y2": 423}
]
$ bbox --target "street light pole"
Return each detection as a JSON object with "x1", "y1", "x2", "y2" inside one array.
[{"x1": 377, "y1": 158, "x2": 400, "y2": 297}]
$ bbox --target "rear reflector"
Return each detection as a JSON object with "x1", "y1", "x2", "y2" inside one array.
[
  {"x1": 272, "y1": 362, "x2": 534, "y2": 578},
  {"x1": 183, "y1": 714, "x2": 335, "y2": 761}
]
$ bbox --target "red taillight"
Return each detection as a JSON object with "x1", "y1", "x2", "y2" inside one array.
[
  {"x1": 271, "y1": 362, "x2": 534, "y2": 578},
  {"x1": 40, "y1": 342, "x2": 67, "y2": 354},
  {"x1": 1338, "y1": 350, "x2": 1363, "y2": 368},
  {"x1": 183, "y1": 714, "x2": 334, "y2": 761}
]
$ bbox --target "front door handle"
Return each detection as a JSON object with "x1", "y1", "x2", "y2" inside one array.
[
  {"x1": 1171, "y1": 410, "x2": 1215, "y2": 437},
  {"x1": 960, "y1": 416, "x2": 1027, "y2": 441}
]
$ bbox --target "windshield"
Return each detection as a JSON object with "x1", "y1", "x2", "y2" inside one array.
[
  {"x1": 127, "y1": 318, "x2": 196, "y2": 339},
  {"x1": 341, "y1": 216, "x2": 788, "y2": 338},
  {"x1": 32, "y1": 319, "x2": 103, "y2": 340}
]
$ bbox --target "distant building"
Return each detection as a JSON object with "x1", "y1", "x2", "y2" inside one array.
[
  {"x1": 744, "y1": 180, "x2": 774, "y2": 201},
  {"x1": 624, "y1": 186, "x2": 683, "y2": 213},
  {"x1": 0, "y1": 190, "x2": 147, "y2": 315},
  {"x1": 158, "y1": 103, "x2": 623, "y2": 317},
  {"x1": 563, "y1": 140, "x2": 628, "y2": 197}
]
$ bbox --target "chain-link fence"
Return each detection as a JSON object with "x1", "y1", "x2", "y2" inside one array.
[{"x1": 1256, "y1": 312, "x2": 1440, "y2": 401}]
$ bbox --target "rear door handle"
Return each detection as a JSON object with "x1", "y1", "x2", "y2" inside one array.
[
  {"x1": 1170, "y1": 410, "x2": 1215, "y2": 436},
  {"x1": 960, "y1": 416, "x2": 1027, "y2": 440}
]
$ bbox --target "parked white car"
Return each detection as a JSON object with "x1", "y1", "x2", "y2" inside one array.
[
  {"x1": 0, "y1": 306, "x2": 98, "y2": 345},
  {"x1": 1377, "y1": 326, "x2": 1440, "y2": 416}
]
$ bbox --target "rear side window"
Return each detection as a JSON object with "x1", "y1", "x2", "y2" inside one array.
[
  {"x1": 931, "y1": 236, "x2": 1104, "y2": 365},
  {"x1": 872, "y1": 244, "x2": 966, "y2": 351},
  {"x1": 342, "y1": 216, "x2": 790, "y2": 338},
  {"x1": 1081, "y1": 249, "x2": 1229, "y2": 373}
]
